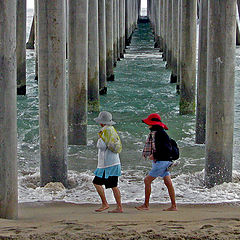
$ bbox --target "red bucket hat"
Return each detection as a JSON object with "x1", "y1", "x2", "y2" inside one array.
[{"x1": 142, "y1": 113, "x2": 168, "y2": 130}]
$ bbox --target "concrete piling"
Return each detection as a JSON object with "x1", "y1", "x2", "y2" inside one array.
[
  {"x1": 88, "y1": 0, "x2": 100, "y2": 112},
  {"x1": 179, "y1": 0, "x2": 197, "y2": 115},
  {"x1": 159, "y1": 0, "x2": 164, "y2": 52},
  {"x1": 26, "y1": 16, "x2": 35, "y2": 49},
  {"x1": 116, "y1": 0, "x2": 121, "y2": 61},
  {"x1": 119, "y1": 0, "x2": 125, "y2": 58},
  {"x1": 163, "y1": 0, "x2": 167, "y2": 61},
  {"x1": 68, "y1": 0, "x2": 88, "y2": 145},
  {"x1": 38, "y1": 0, "x2": 68, "y2": 187},
  {"x1": 113, "y1": 0, "x2": 117, "y2": 66},
  {"x1": 98, "y1": 0, "x2": 107, "y2": 94},
  {"x1": 34, "y1": 0, "x2": 38, "y2": 80},
  {"x1": 170, "y1": 0, "x2": 178, "y2": 83},
  {"x1": 166, "y1": 0, "x2": 172, "y2": 69},
  {"x1": 0, "y1": 0, "x2": 18, "y2": 219},
  {"x1": 106, "y1": 0, "x2": 114, "y2": 81},
  {"x1": 125, "y1": 0, "x2": 131, "y2": 46},
  {"x1": 154, "y1": 0, "x2": 161, "y2": 48},
  {"x1": 17, "y1": 0, "x2": 27, "y2": 95},
  {"x1": 176, "y1": 0, "x2": 181, "y2": 93},
  {"x1": 205, "y1": 0, "x2": 236, "y2": 187},
  {"x1": 196, "y1": 0, "x2": 208, "y2": 144}
]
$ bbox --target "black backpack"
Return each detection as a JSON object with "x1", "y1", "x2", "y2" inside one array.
[{"x1": 169, "y1": 138, "x2": 179, "y2": 160}]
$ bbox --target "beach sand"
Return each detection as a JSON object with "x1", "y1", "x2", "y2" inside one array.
[{"x1": 0, "y1": 202, "x2": 240, "y2": 239}]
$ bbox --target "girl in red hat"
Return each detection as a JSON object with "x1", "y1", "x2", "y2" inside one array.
[{"x1": 136, "y1": 113, "x2": 177, "y2": 211}]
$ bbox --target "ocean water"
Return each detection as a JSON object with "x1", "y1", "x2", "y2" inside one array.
[{"x1": 18, "y1": 9, "x2": 240, "y2": 204}]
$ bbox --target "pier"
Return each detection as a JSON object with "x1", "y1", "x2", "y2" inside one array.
[{"x1": 0, "y1": 0, "x2": 237, "y2": 219}]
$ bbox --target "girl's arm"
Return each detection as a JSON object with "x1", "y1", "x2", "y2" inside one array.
[{"x1": 97, "y1": 137, "x2": 107, "y2": 151}]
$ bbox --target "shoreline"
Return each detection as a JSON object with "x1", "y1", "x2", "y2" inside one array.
[{"x1": 0, "y1": 201, "x2": 240, "y2": 239}]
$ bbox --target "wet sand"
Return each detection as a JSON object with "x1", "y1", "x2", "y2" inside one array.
[{"x1": 0, "y1": 202, "x2": 240, "y2": 239}]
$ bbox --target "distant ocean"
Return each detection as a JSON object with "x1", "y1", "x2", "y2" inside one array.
[
  {"x1": 141, "y1": 7, "x2": 147, "y2": 16},
  {"x1": 18, "y1": 8, "x2": 240, "y2": 205}
]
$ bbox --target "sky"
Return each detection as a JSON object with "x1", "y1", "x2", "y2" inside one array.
[
  {"x1": 27, "y1": 0, "x2": 34, "y2": 9},
  {"x1": 141, "y1": 0, "x2": 147, "y2": 8},
  {"x1": 27, "y1": 0, "x2": 147, "y2": 9}
]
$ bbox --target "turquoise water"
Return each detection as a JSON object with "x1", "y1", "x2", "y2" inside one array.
[{"x1": 18, "y1": 9, "x2": 240, "y2": 204}]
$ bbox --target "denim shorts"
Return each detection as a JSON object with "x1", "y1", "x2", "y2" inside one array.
[{"x1": 149, "y1": 161, "x2": 172, "y2": 178}]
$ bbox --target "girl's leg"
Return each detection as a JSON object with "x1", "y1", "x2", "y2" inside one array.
[
  {"x1": 93, "y1": 184, "x2": 109, "y2": 212},
  {"x1": 163, "y1": 175, "x2": 177, "y2": 211},
  {"x1": 108, "y1": 187, "x2": 123, "y2": 213},
  {"x1": 136, "y1": 175, "x2": 156, "y2": 210}
]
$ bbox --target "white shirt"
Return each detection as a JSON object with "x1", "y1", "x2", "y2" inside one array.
[{"x1": 97, "y1": 137, "x2": 121, "y2": 169}]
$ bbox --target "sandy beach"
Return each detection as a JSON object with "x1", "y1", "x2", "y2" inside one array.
[{"x1": 0, "y1": 202, "x2": 240, "y2": 239}]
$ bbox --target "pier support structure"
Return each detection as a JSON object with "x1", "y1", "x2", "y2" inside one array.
[
  {"x1": 119, "y1": 0, "x2": 125, "y2": 58},
  {"x1": 159, "y1": 0, "x2": 164, "y2": 52},
  {"x1": 179, "y1": 0, "x2": 197, "y2": 115},
  {"x1": 0, "y1": 0, "x2": 18, "y2": 220},
  {"x1": 154, "y1": 0, "x2": 160, "y2": 48},
  {"x1": 34, "y1": 0, "x2": 38, "y2": 80},
  {"x1": 163, "y1": 0, "x2": 168, "y2": 61},
  {"x1": 205, "y1": 0, "x2": 236, "y2": 187},
  {"x1": 98, "y1": 0, "x2": 107, "y2": 94},
  {"x1": 17, "y1": 0, "x2": 27, "y2": 95},
  {"x1": 106, "y1": 0, "x2": 114, "y2": 81},
  {"x1": 88, "y1": 0, "x2": 100, "y2": 112},
  {"x1": 117, "y1": 0, "x2": 121, "y2": 61},
  {"x1": 170, "y1": 0, "x2": 179, "y2": 83},
  {"x1": 176, "y1": 0, "x2": 182, "y2": 93},
  {"x1": 166, "y1": 0, "x2": 172, "y2": 69},
  {"x1": 26, "y1": 16, "x2": 35, "y2": 49},
  {"x1": 68, "y1": 0, "x2": 88, "y2": 145},
  {"x1": 196, "y1": 0, "x2": 208, "y2": 144},
  {"x1": 125, "y1": 0, "x2": 131, "y2": 46},
  {"x1": 38, "y1": 0, "x2": 68, "y2": 187},
  {"x1": 113, "y1": 0, "x2": 117, "y2": 66}
]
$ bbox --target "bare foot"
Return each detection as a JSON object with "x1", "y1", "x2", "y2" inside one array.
[
  {"x1": 135, "y1": 204, "x2": 149, "y2": 211},
  {"x1": 95, "y1": 205, "x2": 109, "y2": 212},
  {"x1": 108, "y1": 208, "x2": 123, "y2": 213},
  {"x1": 163, "y1": 206, "x2": 177, "y2": 211}
]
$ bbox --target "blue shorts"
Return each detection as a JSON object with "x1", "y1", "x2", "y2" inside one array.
[{"x1": 149, "y1": 161, "x2": 172, "y2": 178}]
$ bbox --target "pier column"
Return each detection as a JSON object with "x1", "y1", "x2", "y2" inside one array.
[
  {"x1": 179, "y1": 0, "x2": 197, "y2": 115},
  {"x1": 129, "y1": 0, "x2": 133, "y2": 35},
  {"x1": 196, "y1": 0, "x2": 208, "y2": 144},
  {"x1": 150, "y1": 0, "x2": 154, "y2": 32},
  {"x1": 138, "y1": 0, "x2": 141, "y2": 19},
  {"x1": 113, "y1": 0, "x2": 117, "y2": 66},
  {"x1": 176, "y1": 0, "x2": 181, "y2": 93},
  {"x1": 26, "y1": 16, "x2": 35, "y2": 49},
  {"x1": 34, "y1": 0, "x2": 38, "y2": 80},
  {"x1": 159, "y1": 0, "x2": 164, "y2": 51},
  {"x1": 0, "y1": 0, "x2": 18, "y2": 220},
  {"x1": 237, "y1": 1, "x2": 240, "y2": 45},
  {"x1": 163, "y1": 0, "x2": 167, "y2": 61},
  {"x1": 68, "y1": 0, "x2": 88, "y2": 145},
  {"x1": 98, "y1": 0, "x2": 107, "y2": 94},
  {"x1": 170, "y1": 0, "x2": 178, "y2": 83},
  {"x1": 205, "y1": 0, "x2": 236, "y2": 187},
  {"x1": 125, "y1": 0, "x2": 130, "y2": 46},
  {"x1": 147, "y1": 0, "x2": 150, "y2": 17},
  {"x1": 117, "y1": 0, "x2": 120, "y2": 61},
  {"x1": 88, "y1": 0, "x2": 100, "y2": 111},
  {"x1": 119, "y1": 0, "x2": 125, "y2": 58},
  {"x1": 106, "y1": 0, "x2": 114, "y2": 81},
  {"x1": 17, "y1": 0, "x2": 26, "y2": 95},
  {"x1": 154, "y1": 0, "x2": 160, "y2": 48},
  {"x1": 38, "y1": 0, "x2": 68, "y2": 187},
  {"x1": 166, "y1": 0, "x2": 172, "y2": 69}
]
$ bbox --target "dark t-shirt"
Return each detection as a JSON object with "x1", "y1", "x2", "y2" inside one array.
[{"x1": 150, "y1": 125, "x2": 172, "y2": 161}]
